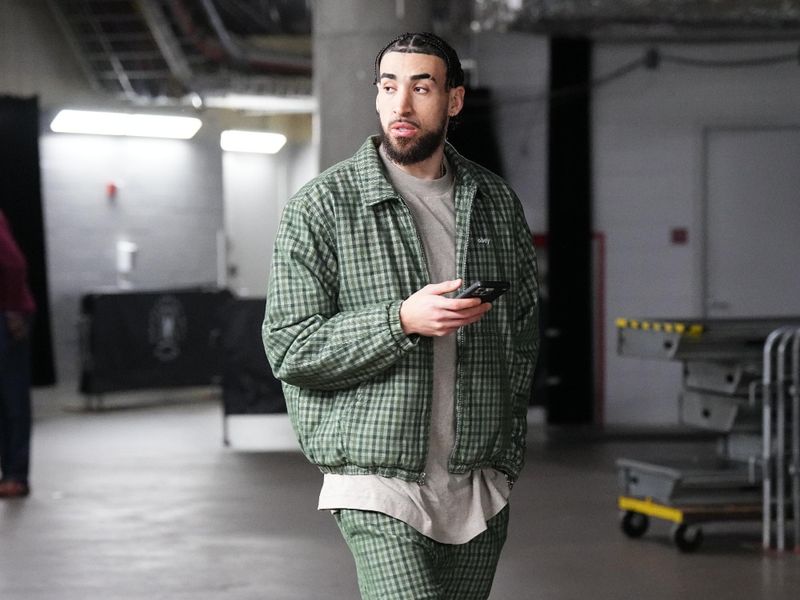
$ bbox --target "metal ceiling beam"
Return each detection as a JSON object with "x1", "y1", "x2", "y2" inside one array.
[
  {"x1": 136, "y1": 0, "x2": 194, "y2": 89},
  {"x1": 197, "y1": 0, "x2": 312, "y2": 73},
  {"x1": 45, "y1": 0, "x2": 105, "y2": 95},
  {"x1": 46, "y1": 0, "x2": 313, "y2": 109}
]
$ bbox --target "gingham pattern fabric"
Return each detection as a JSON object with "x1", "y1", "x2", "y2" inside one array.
[
  {"x1": 263, "y1": 136, "x2": 539, "y2": 484},
  {"x1": 334, "y1": 506, "x2": 509, "y2": 600}
]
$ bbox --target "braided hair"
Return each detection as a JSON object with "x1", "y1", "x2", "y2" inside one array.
[{"x1": 373, "y1": 32, "x2": 464, "y2": 90}]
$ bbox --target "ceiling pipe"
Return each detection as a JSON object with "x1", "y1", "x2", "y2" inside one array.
[
  {"x1": 137, "y1": 0, "x2": 195, "y2": 92},
  {"x1": 196, "y1": 0, "x2": 312, "y2": 75},
  {"x1": 459, "y1": 0, "x2": 800, "y2": 41}
]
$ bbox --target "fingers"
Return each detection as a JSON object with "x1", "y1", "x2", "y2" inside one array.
[
  {"x1": 423, "y1": 278, "x2": 462, "y2": 296},
  {"x1": 440, "y1": 301, "x2": 491, "y2": 320},
  {"x1": 446, "y1": 297, "x2": 483, "y2": 310},
  {"x1": 426, "y1": 303, "x2": 492, "y2": 337},
  {"x1": 400, "y1": 280, "x2": 492, "y2": 337}
]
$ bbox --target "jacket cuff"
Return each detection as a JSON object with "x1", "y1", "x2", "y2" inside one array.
[{"x1": 388, "y1": 299, "x2": 419, "y2": 352}]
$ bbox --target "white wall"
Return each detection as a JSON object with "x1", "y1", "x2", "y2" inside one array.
[
  {"x1": 594, "y1": 41, "x2": 800, "y2": 425},
  {"x1": 40, "y1": 126, "x2": 225, "y2": 382},
  {"x1": 223, "y1": 149, "x2": 285, "y2": 298},
  {"x1": 463, "y1": 32, "x2": 550, "y2": 231},
  {"x1": 222, "y1": 141, "x2": 319, "y2": 298}
]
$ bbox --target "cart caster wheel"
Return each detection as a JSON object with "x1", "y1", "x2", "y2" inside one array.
[
  {"x1": 671, "y1": 523, "x2": 703, "y2": 553},
  {"x1": 621, "y1": 511, "x2": 649, "y2": 538}
]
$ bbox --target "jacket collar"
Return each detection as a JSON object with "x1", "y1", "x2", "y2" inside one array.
[{"x1": 356, "y1": 136, "x2": 479, "y2": 207}]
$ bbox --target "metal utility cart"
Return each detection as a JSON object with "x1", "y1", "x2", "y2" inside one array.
[{"x1": 614, "y1": 317, "x2": 800, "y2": 553}]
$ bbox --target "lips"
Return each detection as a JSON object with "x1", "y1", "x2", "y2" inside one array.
[{"x1": 390, "y1": 120, "x2": 419, "y2": 137}]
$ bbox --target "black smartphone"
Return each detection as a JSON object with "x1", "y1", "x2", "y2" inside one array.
[{"x1": 455, "y1": 280, "x2": 510, "y2": 303}]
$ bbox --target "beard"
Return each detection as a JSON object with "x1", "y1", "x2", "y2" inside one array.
[{"x1": 378, "y1": 115, "x2": 447, "y2": 166}]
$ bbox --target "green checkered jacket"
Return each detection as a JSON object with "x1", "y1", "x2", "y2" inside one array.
[{"x1": 263, "y1": 137, "x2": 539, "y2": 485}]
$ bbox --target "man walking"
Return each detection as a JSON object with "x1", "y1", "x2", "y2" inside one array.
[{"x1": 264, "y1": 32, "x2": 538, "y2": 599}]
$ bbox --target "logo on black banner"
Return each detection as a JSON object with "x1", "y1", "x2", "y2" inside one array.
[{"x1": 148, "y1": 295, "x2": 187, "y2": 362}]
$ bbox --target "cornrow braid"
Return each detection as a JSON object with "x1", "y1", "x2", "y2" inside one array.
[{"x1": 373, "y1": 32, "x2": 465, "y2": 90}]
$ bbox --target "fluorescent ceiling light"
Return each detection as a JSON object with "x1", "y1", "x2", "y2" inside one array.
[
  {"x1": 204, "y1": 94, "x2": 317, "y2": 114},
  {"x1": 220, "y1": 130, "x2": 287, "y2": 154},
  {"x1": 50, "y1": 109, "x2": 202, "y2": 139}
]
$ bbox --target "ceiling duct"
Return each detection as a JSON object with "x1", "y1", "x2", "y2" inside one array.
[
  {"x1": 447, "y1": 0, "x2": 800, "y2": 41},
  {"x1": 195, "y1": 0, "x2": 311, "y2": 73},
  {"x1": 46, "y1": 0, "x2": 312, "y2": 110}
]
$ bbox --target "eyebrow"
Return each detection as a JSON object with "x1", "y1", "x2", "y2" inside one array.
[{"x1": 379, "y1": 72, "x2": 436, "y2": 82}]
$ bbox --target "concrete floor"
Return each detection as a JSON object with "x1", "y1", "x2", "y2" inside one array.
[{"x1": 1, "y1": 389, "x2": 799, "y2": 600}]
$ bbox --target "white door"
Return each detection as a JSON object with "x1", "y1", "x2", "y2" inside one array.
[{"x1": 705, "y1": 127, "x2": 800, "y2": 317}]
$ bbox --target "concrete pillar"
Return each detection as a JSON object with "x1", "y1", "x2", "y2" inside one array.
[{"x1": 313, "y1": 0, "x2": 432, "y2": 169}]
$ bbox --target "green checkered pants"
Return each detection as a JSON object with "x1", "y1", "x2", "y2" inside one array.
[{"x1": 334, "y1": 505, "x2": 509, "y2": 600}]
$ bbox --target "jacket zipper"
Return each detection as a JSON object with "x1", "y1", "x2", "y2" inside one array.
[
  {"x1": 397, "y1": 195, "x2": 432, "y2": 485},
  {"x1": 451, "y1": 186, "x2": 476, "y2": 470}
]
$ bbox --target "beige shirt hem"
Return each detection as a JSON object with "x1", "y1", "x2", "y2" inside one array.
[{"x1": 318, "y1": 469, "x2": 510, "y2": 545}]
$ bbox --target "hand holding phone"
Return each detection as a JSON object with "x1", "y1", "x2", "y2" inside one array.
[
  {"x1": 455, "y1": 281, "x2": 510, "y2": 303},
  {"x1": 400, "y1": 279, "x2": 493, "y2": 337}
]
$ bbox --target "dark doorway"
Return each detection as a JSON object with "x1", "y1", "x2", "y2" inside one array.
[
  {"x1": 545, "y1": 39, "x2": 593, "y2": 424},
  {"x1": 0, "y1": 96, "x2": 56, "y2": 385}
]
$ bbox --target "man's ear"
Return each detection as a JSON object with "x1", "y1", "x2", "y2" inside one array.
[{"x1": 448, "y1": 86, "x2": 465, "y2": 117}]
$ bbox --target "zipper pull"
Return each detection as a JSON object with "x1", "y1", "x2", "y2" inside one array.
[{"x1": 417, "y1": 471, "x2": 427, "y2": 486}]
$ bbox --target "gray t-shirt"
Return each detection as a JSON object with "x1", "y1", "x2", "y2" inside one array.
[{"x1": 317, "y1": 145, "x2": 509, "y2": 544}]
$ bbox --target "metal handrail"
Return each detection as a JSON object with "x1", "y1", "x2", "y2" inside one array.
[
  {"x1": 762, "y1": 327, "x2": 792, "y2": 550},
  {"x1": 774, "y1": 330, "x2": 795, "y2": 551},
  {"x1": 761, "y1": 326, "x2": 800, "y2": 552},
  {"x1": 791, "y1": 329, "x2": 800, "y2": 553}
]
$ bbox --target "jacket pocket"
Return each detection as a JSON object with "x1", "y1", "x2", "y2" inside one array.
[
  {"x1": 287, "y1": 385, "x2": 360, "y2": 467},
  {"x1": 454, "y1": 332, "x2": 513, "y2": 464},
  {"x1": 338, "y1": 362, "x2": 428, "y2": 470}
]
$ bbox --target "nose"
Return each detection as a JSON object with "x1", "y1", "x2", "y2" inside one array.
[{"x1": 393, "y1": 88, "x2": 412, "y2": 117}]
